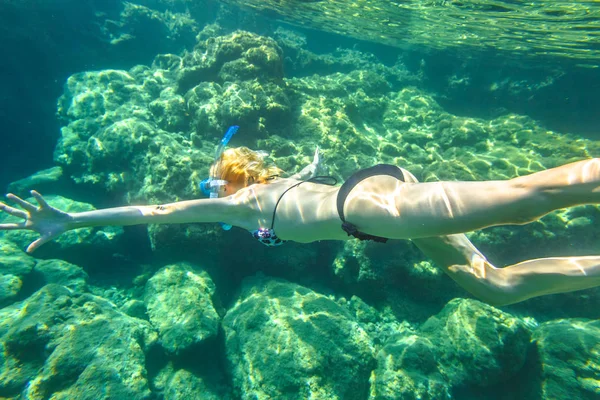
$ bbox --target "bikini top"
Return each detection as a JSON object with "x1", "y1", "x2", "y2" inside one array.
[
  {"x1": 250, "y1": 176, "x2": 337, "y2": 246},
  {"x1": 250, "y1": 165, "x2": 403, "y2": 246}
]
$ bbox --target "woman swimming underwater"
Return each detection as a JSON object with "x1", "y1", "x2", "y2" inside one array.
[{"x1": 2, "y1": 142, "x2": 600, "y2": 306}]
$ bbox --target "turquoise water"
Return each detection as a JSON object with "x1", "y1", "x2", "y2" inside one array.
[{"x1": 0, "y1": 1, "x2": 599, "y2": 399}]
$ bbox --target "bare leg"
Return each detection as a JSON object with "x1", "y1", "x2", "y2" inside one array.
[
  {"x1": 354, "y1": 158, "x2": 600, "y2": 239},
  {"x1": 412, "y1": 234, "x2": 600, "y2": 306},
  {"x1": 399, "y1": 162, "x2": 600, "y2": 305}
]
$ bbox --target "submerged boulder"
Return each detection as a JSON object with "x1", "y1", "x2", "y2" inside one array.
[
  {"x1": 222, "y1": 276, "x2": 375, "y2": 400},
  {"x1": 178, "y1": 30, "x2": 285, "y2": 92},
  {"x1": 0, "y1": 238, "x2": 88, "y2": 308},
  {"x1": 533, "y1": 319, "x2": 600, "y2": 400},
  {"x1": 144, "y1": 263, "x2": 220, "y2": 355},
  {"x1": 421, "y1": 298, "x2": 530, "y2": 387},
  {"x1": 370, "y1": 334, "x2": 451, "y2": 400},
  {"x1": 6, "y1": 167, "x2": 69, "y2": 198},
  {"x1": 153, "y1": 362, "x2": 233, "y2": 400},
  {"x1": 0, "y1": 284, "x2": 157, "y2": 399},
  {"x1": 369, "y1": 298, "x2": 530, "y2": 399},
  {"x1": 32, "y1": 259, "x2": 88, "y2": 293},
  {"x1": 0, "y1": 239, "x2": 35, "y2": 307}
]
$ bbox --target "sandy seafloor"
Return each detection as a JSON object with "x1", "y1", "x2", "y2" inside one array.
[{"x1": 0, "y1": 1, "x2": 599, "y2": 399}]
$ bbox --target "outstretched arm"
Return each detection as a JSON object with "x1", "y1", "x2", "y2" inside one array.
[
  {"x1": 0, "y1": 191, "x2": 246, "y2": 253},
  {"x1": 70, "y1": 197, "x2": 242, "y2": 227}
]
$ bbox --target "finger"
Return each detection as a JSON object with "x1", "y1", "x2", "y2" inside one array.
[
  {"x1": 31, "y1": 190, "x2": 50, "y2": 209},
  {"x1": 6, "y1": 193, "x2": 37, "y2": 213},
  {"x1": 26, "y1": 235, "x2": 54, "y2": 253},
  {"x1": 0, "y1": 223, "x2": 25, "y2": 230},
  {"x1": 0, "y1": 202, "x2": 28, "y2": 219}
]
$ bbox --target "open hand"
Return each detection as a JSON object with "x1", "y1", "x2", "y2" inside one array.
[
  {"x1": 0, "y1": 191, "x2": 72, "y2": 253},
  {"x1": 311, "y1": 146, "x2": 328, "y2": 175}
]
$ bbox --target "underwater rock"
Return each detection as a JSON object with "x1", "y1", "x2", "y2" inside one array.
[
  {"x1": 185, "y1": 80, "x2": 291, "y2": 139},
  {"x1": 533, "y1": 319, "x2": 600, "y2": 400},
  {"x1": 153, "y1": 362, "x2": 233, "y2": 400},
  {"x1": 0, "y1": 239, "x2": 36, "y2": 307},
  {"x1": 144, "y1": 263, "x2": 220, "y2": 355},
  {"x1": 178, "y1": 30, "x2": 284, "y2": 92},
  {"x1": 0, "y1": 241, "x2": 86, "y2": 310},
  {"x1": 340, "y1": 295, "x2": 414, "y2": 350},
  {"x1": 148, "y1": 87, "x2": 189, "y2": 132},
  {"x1": 369, "y1": 299, "x2": 530, "y2": 399},
  {"x1": 58, "y1": 69, "x2": 145, "y2": 124},
  {"x1": 273, "y1": 27, "x2": 418, "y2": 86},
  {"x1": 420, "y1": 298, "x2": 530, "y2": 387},
  {"x1": 0, "y1": 274, "x2": 22, "y2": 309},
  {"x1": 369, "y1": 334, "x2": 451, "y2": 400},
  {"x1": 107, "y1": 2, "x2": 198, "y2": 58},
  {"x1": 6, "y1": 167, "x2": 68, "y2": 198},
  {"x1": 222, "y1": 277, "x2": 375, "y2": 400},
  {"x1": 55, "y1": 66, "x2": 210, "y2": 203},
  {"x1": 0, "y1": 239, "x2": 35, "y2": 278},
  {"x1": 330, "y1": 238, "x2": 462, "y2": 322},
  {"x1": 32, "y1": 259, "x2": 88, "y2": 293},
  {"x1": 120, "y1": 299, "x2": 149, "y2": 321},
  {"x1": 0, "y1": 284, "x2": 157, "y2": 399}
]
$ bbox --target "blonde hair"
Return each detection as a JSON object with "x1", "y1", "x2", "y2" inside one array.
[{"x1": 211, "y1": 146, "x2": 282, "y2": 186}]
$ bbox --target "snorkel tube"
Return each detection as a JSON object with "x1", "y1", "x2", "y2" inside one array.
[
  {"x1": 199, "y1": 125, "x2": 239, "y2": 198},
  {"x1": 199, "y1": 125, "x2": 240, "y2": 230}
]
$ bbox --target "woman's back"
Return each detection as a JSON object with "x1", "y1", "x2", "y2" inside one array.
[
  {"x1": 233, "y1": 178, "x2": 345, "y2": 243},
  {"x1": 234, "y1": 174, "x2": 406, "y2": 243}
]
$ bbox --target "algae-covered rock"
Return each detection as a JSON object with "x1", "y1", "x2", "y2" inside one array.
[
  {"x1": 153, "y1": 362, "x2": 233, "y2": 400},
  {"x1": 329, "y1": 237, "x2": 461, "y2": 322},
  {"x1": 369, "y1": 334, "x2": 451, "y2": 400},
  {"x1": 6, "y1": 167, "x2": 69, "y2": 198},
  {"x1": 420, "y1": 298, "x2": 530, "y2": 387},
  {"x1": 0, "y1": 274, "x2": 23, "y2": 309},
  {"x1": 55, "y1": 65, "x2": 210, "y2": 203},
  {"x1": 369, "y1": 299, "x2": 530, "y2": 399},
  {"x1": 0, "y1": 239, "x2": 35, "y2": 307},
  {"x1": 0, "y1": 239, "x2": 35, "y2": 277},
  {"x1": 178, "y1": 30, "x2": 284, "y2": 92},
  {"x1": 222, "y1": 277, "x2": 375, "y2": 400},
  {"x1": 0, "y1": 284, "x2": 157, "y2": 399},
  {"x1": 120, "y1": 299, "x2": 149, "y2": 321},
  {"x1": 185, "y1": 80, "x2": 291, "y2": 139},
  {"x1": 533, "y1": 319, "x2": 600, "y2": 400},
  {"x1": 109, "y1": 2, "x2": 198, "y2": 57},
  {"x1": 32, "y1": 259, "x2": 88, "y2": 293},
  {"x1": 0, "y1": 240, "x2": 86, "y2": 309},
  {"x1": 144, "y1": 263, "x2": 220, "y2": 355}
]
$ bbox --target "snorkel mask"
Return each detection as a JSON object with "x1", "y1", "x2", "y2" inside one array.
[
  {"x1": 199, "y1": 125, "x2": 239, "y2": 199},
  {"x1": 199, "y1": 125, "x2": 240, "y2": 231}
]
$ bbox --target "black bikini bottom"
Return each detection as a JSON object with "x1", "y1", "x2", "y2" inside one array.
[{"x1": 336, "y1": 164, "x2": 405, "y2": 243}]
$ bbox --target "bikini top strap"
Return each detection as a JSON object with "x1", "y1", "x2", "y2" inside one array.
[{"x1": 270, "y1": 175, "x2": 338, "y2": 230}]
